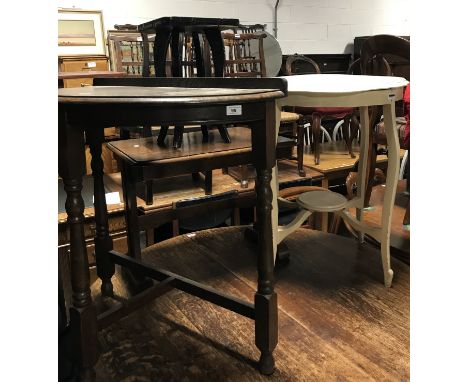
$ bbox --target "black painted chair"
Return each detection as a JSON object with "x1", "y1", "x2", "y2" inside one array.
[{"x1": 107, "y1": 26, "x2": 213, "y2": 202}]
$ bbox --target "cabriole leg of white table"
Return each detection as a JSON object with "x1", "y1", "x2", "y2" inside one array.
[
  {"x1": 356, "y1": 106, "x2": 370, "y2": 244},
  {"x1": 380, "y1": 101, "x2": 399, "y2": 287}
]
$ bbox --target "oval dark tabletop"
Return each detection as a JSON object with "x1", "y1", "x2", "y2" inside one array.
[{"x1": 58, "y1": 86, "x2": 285, "y2": 104}]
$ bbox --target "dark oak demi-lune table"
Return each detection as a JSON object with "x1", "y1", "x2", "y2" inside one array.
[{"x1": 58, "y1": 77, "x2": 286, "y2": 380}]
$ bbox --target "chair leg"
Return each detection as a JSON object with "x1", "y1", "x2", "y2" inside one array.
[
  {"x1": 141, "y1": 125, "x2": 152, "y2": 137},
  {"x1": 204, "y1": 170, "x2": 213, "y2": 195},
  {"x1": 350, "y1": 114, "x2": 360, "y2": 144},
  {"x1": 403, "y1": 198, "x2": 410, "y2": 226},
  {"x1": 240, "y1": 165, "x2": 249, "y2": 188},
  {"x1": 218, "y1": 125, "x2": 231, "y2": 143},
  {"x1": 342, "y1": 115, "x2": 356, "y2": 159},
  {"x1": 172, "y1": 220, "x2": 180, "y2": 237},
  {"x1": 364, "y1": 142, "x2": 378, "y2": 208},
  {"x1": 157, "y1": 125, "x2": 169, "y2": 146},
  {"x1": 307, "y1": 121, "x2": 313, "y2": 147},
  {"x1": 329, "y1": 213, "x2": 341, "y2": 234},
  {"x1": 233, "y1": 207, "x2": 241, "y2": 226},
  {"x1": 145, "y1": 180, "x2": 153, "y2": 205},
  {"x1": 121, "y1": 164, "x2": 142, "y2": 261},
  {"x1": 201, "y1": 125, "x2": 209, "y2": 143},
  {"x1": 312, "y1": 113, "x2": 322, "y2": 165},
  {"x1": 145, "y1": 228, "x2": 155, "y2": 246},
  {"x1": 296, "y1": 120, "x2": 306, "y2": 176},
  {"x1": 173, "y1": 125, "x2": 184, "y2": 148},
  {"x1": 120, "y1": 127, "x2": 131, "y2": 139}
]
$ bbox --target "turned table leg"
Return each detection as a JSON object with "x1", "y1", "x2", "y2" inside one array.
[
  {"x1": 254, "y1": 167, "x2": 278, "y2": 374},
  {"x1": 87, "y1": 127, "x2": 115, "y2": 297},
  {"x1": 59, "y1": 110, "x2": 98, "y2": 380},
  {"x1": 251, "y1": 101, "x2": 278, "y2": 374}
]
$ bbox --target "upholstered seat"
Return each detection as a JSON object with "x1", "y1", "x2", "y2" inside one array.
[{"x1": 284, "y1": 54, "x2": 359, "y2": 164}]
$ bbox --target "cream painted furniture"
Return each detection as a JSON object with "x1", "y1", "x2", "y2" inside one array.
[{"x1": 271, "y1": 74, "x2": 408, "y2": 287}]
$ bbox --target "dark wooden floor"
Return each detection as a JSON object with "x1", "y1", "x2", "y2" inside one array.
[{"x1": 92, "y1": 227, "x2": 409, "y2": 381}]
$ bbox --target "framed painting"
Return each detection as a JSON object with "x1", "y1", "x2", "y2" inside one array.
[{"x1": 58, "y1": 9, "x2": 106, "y2": 56}]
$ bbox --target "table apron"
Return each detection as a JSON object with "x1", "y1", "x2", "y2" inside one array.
[
  {"x1": 280, "y1": 87, "x2": 403, "y2": 108},
  {"x1": 60, "y1": 101, "x2": 271, "y2": 128}
]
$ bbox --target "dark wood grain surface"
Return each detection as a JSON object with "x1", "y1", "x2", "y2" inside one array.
[
  {"x1": 92, "y1": 227, "x2": 409, "y2": 381},
  {"x1": 108, "y1": 126, "x2": 293, "y2": 163},
  {"x1": 58, "y1": 86, "x2": 283, "y2": 104},
  {"x1": 58, "y1": 71, "x2": 127, "y2": 80}
]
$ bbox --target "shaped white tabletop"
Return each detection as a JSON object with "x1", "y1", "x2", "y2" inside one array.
[{"x1": 281, "y1": 74, "x2": 408, "y2": 95}]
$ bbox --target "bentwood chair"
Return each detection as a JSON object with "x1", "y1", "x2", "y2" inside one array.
[
  {"x1": 222, "y1": 32, "x2": 306, "y2": 182},
  {"x1": 285, "y1": 54, "x2": 359, "y2": 165},
  {"x1": 359, "y1": 35, "x2": 410, "y2": 212}
]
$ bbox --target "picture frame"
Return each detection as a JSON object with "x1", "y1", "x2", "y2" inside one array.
[{"x1": 58, "y1": 8, "x2": 106, "y2": 57}]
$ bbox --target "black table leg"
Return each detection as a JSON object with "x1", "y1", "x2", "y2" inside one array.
[
  {"x1": 204, "y1": 27, "x2": 232, "y2": 143},
  {"x1": 173, "y1": 125, "x2": 185, "y2": 148},
  {"x1": 192, "y1": 31, "x2": 207, "y2": 77},
  {"x1": 151, "y1": 28, "x2": 173, "y2": 145},
  {"x1": 153, "y1": 27, "x2": 172, "y2": 77},
  {"x1": 203, "y1": 27, "x2": 225, "y2": 77},
  {"x1": 86, "y1": 127, "x2": 115, "y2": 297},
  {"x1": 59, "y1": 109, "x2": 98, "y2": 381},
  {"x1": 141, "y1": 32, "x2": 151, "y2": 77},
  {"x1": 121, "y1": 163, "x2": 153, "y2": 292},
  {"x1": 170, "y1": 27, "x2": 183, "y2": 77}
]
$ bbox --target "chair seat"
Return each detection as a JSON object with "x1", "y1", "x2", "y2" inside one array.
[
  {"x1": 296, "y1": 190, "x2": 347, "y2": 213},
  {"x1": 293, "y1": 106, "x2": 354, "y2": 118},
  {"x1": 374, "y1": 118, "x2": 408, "y2": 148}
]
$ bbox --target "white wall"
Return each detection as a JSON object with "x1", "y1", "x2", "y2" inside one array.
[{"x1": 59, "y1": 0, "x2": 409, "y2": 55}]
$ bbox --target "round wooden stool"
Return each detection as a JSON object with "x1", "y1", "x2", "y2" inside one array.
[{"x1": 296, "y1": 190, "x2": 347, "y2": 213}]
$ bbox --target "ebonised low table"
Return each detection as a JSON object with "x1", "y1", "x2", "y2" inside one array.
[
  {"x1": 58, "y1": 77, "x2": 286, "y2": 380},
  {"x1": 138, "y1": 16, "x2": 240, "y2": 148}
]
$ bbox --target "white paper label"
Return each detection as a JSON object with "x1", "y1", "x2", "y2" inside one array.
[
  {"x1": 93, "y1": 192, "x2": 121, "y2": 205},
  {"x1": 137, "y1": 36, "x2": 142, "y2": 41},
  {"x1": 227, "y1": 105, "x2": 242, "y2": 115},
  {"x1": 388, "y1": 93, "x2": 396, "y2": 100},
  {"x1": 86, "y1": 62, "x2": 97, "y2": 68}
]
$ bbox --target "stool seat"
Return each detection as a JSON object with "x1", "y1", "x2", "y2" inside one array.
[{"x1": 296, "y1": 190, "x2": 347, "y2": 213}]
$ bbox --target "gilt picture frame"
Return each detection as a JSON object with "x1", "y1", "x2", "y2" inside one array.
[{"x1": 58, "y1": 9, "x2": 106, "y2": 57}]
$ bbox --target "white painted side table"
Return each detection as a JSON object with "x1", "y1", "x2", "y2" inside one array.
[{"x1": 272, "y1": 74, "x2": 409, "y2": 287}]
